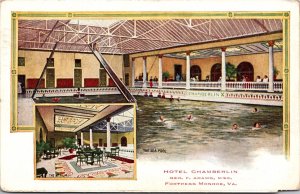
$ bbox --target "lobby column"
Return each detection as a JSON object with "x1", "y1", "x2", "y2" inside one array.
[
  {"x1": 80, "y1": 132, "x2": 83, "y2": 146},
  {"x1": 158, "y1": 54, "x2": 163, "y2": 88},
  {"x1": 89, "y1": 128, "x2": 93, "y2": 148},
  {"x1": 186, "y1": 51, "x2": 191, "y2": 89},
  {"x1": 142, "y1": 56, "x2": 147, "y2": 88},
  {"x1": 75, "y1": 134, "x2": 78, "y2": 146},
  {"x1": 131, "y1": 58, "x2": 135, "y2": 87},
  {"x1": 106, "y1": 117, "x2": 111, "y2": 149},
  {"x1": 268, "y1": 40, "x2": 274, "y2": 92},
  {"x1": 221, "y1": 47, "x2": 226, "y2": 91}
]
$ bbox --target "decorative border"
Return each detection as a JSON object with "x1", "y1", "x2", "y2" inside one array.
[
  {"x1": 283, "y1": 16, "x2": 290, "y2": 157},
  {"x1": 11, "y1": 11, "x2": 290, "y2": 158},
  {"x1": 33, "y1": 103, "x2": 137, "y2": 180}
]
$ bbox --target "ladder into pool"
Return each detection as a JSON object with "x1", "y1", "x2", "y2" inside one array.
[{"x1": 88, "y1": 45, "x2": 137, "y2": 103}]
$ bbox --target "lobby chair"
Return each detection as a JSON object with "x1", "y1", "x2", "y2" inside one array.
[
  {"x1": 94, "y1": 151, "x2": 104, "y2": 166},
  {"x1": 85, "y1": 153, "x2": 94, "y2": 165},
  {"x1": 115, "y1": 147, "x2": 120, "y2": 156},
  {"x1": 76, "y1": 152, "x2": 86, "y2": 166},
  {"x1": 110, "y1": 147, "x2": 118, "y2": 161}
]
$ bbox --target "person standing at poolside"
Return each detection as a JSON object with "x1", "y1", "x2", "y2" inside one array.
[
  {"x1": 256, "y1": 76, "x2": 262, "y2": 82},
  {"x1": 149, "y1": 76, "x2": 153, "y2": 88},
  {"x1": 18, "y1": 82, "x2": 22, "y2": 94},
  {"x1": 176, "y1": 73, "x2": 180, "y2": 81},
  {"x1": 263, "y1": 75, "x2": 269, "y2": 82}
]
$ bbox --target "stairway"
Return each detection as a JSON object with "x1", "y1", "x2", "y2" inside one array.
[{"x1": 89, "y1": 45, "x2": 136, "y2": 103}]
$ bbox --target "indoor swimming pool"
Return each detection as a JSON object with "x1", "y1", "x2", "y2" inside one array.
[{"x1": 135, "y1": 96, "x2": 283, "y2": 166}]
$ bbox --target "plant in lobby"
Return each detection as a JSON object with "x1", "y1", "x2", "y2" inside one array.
[
  {"x1": 226, "y1": 62, "x2": 237, "y2": 81},
  {"x1": 36, "y1": 140, "x2": 51, "y2": 162},
  {"x1": 162, "y1": 71, "x2": 170, "y2": 81},
  {"x1": 62, "y1": 137, "x2": 77, "y2": 153}
]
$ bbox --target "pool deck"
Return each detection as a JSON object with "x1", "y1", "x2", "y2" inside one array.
[{"x1": 26, "y1": 87, "x2": 282, "y2": 106}]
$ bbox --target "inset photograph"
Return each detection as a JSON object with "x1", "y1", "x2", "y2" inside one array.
[{"x1": 35, "y1": 104, "x2": 135, "y2": 179}]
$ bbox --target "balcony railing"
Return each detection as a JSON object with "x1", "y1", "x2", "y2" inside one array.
[
  {"x1": 190, "y1": 82, "x2": 221, "y2": 90},
  {"x1": 162, "y1": 81, "x2": 186, "y2": 88},
  {"x1": 134, "y1": 81, "x2": 158, "y2": 88},
  {"x1": 134, "y1": 81, "x2": 283, "y2": 92},
  {"x1": 226, "y1": 82, "x2": 269, "y2": 91}
]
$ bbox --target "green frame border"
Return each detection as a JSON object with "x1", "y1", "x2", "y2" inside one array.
[{"x1": 11, "y1": 11, "x2": 290, "y2": 157}]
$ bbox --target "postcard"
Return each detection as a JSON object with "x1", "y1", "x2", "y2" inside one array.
[{"x1": 0, "y1": 0, "x2": 299, "y2": 192}]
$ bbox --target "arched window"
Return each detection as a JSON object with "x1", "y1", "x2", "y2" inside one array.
[
  {"x1": 237, "y1": 62, "x2": 254, "y2": 81},
  {"x1": 39, "y1": 128, "x2": 43, "y2": 142},
  {"x1": 121, "y1": 136, "x2": 127, "y2": 147},
  {"x1": 190, "y1": 65, "x2": 201, "y2": 81},
  {"x1": 210, "y1": 63, "x2": 221, "y2": 81}
]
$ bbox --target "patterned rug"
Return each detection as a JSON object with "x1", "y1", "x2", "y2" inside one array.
[
  {"x1": 54, "y1": 160, "x2": 134, "y2": 178},
  {"x1": 69, "y1": 161, "x2": 118, "y2": 173}
]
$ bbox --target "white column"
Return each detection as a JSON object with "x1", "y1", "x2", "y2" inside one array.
[
  {"x1": 106, "y1": 118, "x2": 111, "y2": 149},
  {"x1": 142, "y1": 56, "x2": 147, "y2": 88},
  {"x1": 75, "y1": 134, "x2": 78, "y2": 146},
  {"x1": 268, "y1": 41, "x2": 274, "y2": 92},
  {"x1": 89, "y1": 128, "x2": 93, "y2": 148},
  {"x1": 186, "y1": 51, "x2": 191, "y2": 89},
  {"x1": 158, "y1": 54, "x2": 163, "y2": 88},
  {"x1": 80, "y1": 132, "x2": 83, "y2": 146},
  {"x1": 221, "y1": 47, "x2": 226, "y2": 91},
  {"x1": 131, "y1": 58, "x2": 135, "y2": 87}
]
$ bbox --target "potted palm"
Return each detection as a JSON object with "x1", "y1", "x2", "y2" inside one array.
[
  {"x1": 62, "y1": 137, "x2": 77, "y2": 153},
  {"x1": 226, "y1": 62, "x2": 237, "y2": 81},
  {"x1": 36, "y1": 140, "x2": 51, "y2": 162},
  {"x1": 162, "y1": 71, "x2": 170, "y2": 81}
]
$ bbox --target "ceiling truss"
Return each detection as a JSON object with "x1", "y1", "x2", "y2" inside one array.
[{"x1": 18, "y1": 19, "x2": 282, "y2": 55}]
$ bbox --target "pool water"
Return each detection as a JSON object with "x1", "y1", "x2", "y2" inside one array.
[
  {"x1": 34, "y1": 94, "x2": 284, "y2": 165},
  {"x1": 135, "y1": 96, "x2": 283, "y2": 165}
]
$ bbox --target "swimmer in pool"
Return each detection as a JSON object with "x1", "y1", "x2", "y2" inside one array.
[
  {"x1": 232, "y1": 123, "x2": 238, "y2": 130},
  {"x1": 159, "y1": 115, "x2": 165, "y2": 122},
  {"x1": 252, "y1": 122, "x2": 261, "y2": 129},
  {"x1": 177, "y1": 97, "x2": 181, "y2": 102},
  {"x1": 252, "y1": 108, "x2": 258, "y2": 113},
  {"x1": 187, "y1": 114, "x2": 192, "y2": 121}
]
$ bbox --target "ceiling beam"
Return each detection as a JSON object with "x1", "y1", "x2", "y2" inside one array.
[{"x1": 129, "y1": 32, "x2": 282, "y2": 58}]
